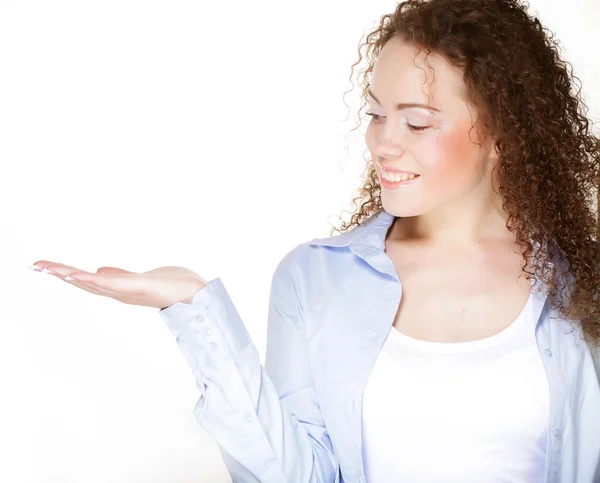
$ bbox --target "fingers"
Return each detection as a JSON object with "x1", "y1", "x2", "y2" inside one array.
[
  {"x1": 33, "y1": 262, "x2": 135, "y2": 280},
  {"x1": 31, "y1": 261, "x2": 81, "y2": 273},
  {"x1": 30, "y1": 262, "x2": 122, "y2": 299},
  {"x1": 33, "y1": 263, "x2": 90, "y2": 281}
]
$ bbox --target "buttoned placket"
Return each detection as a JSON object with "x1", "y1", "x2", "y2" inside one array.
[
  {"x1": 348, "y1": 238, "x2": 401, "y2": 483},
  {"x1": 539, "y1": 338, "x2": 565, "y2": 483}
]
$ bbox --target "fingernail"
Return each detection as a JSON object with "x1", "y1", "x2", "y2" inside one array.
[
  {"x1": 41, "y1": 268, "x2": 61, "y2": 277},
  {"x1": 65, "y1": 276, "x2": 74, "y2": 281},
  {"x1": 28, "y1": 265, "x2": 43, "y2": 272}
]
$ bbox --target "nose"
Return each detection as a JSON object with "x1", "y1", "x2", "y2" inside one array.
[
  {"x1": 372, "y1": 126, "x2": 404, "y2": 161},
  {"x1": 374, "y1": 143, "x2": 404, "y2": 164}
]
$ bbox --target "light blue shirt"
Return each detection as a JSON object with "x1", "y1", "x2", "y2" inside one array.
[{"x1": 159, "y1": 208, "x2": 600, "y2": 483}]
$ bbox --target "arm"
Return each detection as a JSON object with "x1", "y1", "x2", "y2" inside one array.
[{"x1": 159, "y1": 244, "x2": 339, "y2": 482}]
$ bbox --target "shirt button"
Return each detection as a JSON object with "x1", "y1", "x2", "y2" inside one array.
[
  {"x1": 545, "y1": 349, "x2": 553, "y2": 358},
  {"x1": 243, "y1": 412, "x2": 252, "y2": 423},
  {"x1": 209, "y1": 341, "x2": 219, "y2": 351},
  {"x1": 199, "y1": 327, "x2": 211, "y2": 336},
  {"x1": 196, "y1": 314, "x2": 205, "y2": 323},
  {"x1": 553, "y1": 428, "x2": 561, "y2": 438}
]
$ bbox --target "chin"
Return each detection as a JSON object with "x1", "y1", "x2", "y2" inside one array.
[{"x1": 381, "y1": 200, "x2": 428, "y2": 218}]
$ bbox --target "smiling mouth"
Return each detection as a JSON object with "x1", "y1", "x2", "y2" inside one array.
[{"x1": 380, "y1": 167, "x2": 420, "y2": 182}]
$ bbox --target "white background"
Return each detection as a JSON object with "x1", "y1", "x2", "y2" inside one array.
[{"x1": 2, "y1": 0, "x2": 599, "y2": 481}]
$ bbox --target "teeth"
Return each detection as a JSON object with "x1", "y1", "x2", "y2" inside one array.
[{"x1": 381, "y1": 168, "x2": 418, "y2": 182}]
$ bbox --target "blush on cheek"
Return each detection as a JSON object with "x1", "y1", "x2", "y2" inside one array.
[
  {"x1": 412, "y1": 123, "x2": 485, "y2": 210},
  {"x1": 439, "y1": 122, "x2": 483, "y2": 180}
]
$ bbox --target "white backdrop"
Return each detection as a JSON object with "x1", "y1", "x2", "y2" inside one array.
[{"x1": 3, "y1": 0, "x2": 599, "y2": 482}]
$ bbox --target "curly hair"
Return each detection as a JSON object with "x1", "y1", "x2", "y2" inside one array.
[{"x1": 331, "y1": 0, "x2": 600, "y2": 346}]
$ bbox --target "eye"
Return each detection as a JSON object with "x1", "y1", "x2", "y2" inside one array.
[
  {"x1": 366, "y1": 111, "x2": 384, "y2": 122},
  {"x1": 407, "y1": 123, "x2": 429, "y2": 131},
  {"x1": 366, "y1": 112, "x2": 429, "y2": 131}
]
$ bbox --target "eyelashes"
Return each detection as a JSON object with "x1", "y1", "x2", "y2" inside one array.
[{"x1": 365, "y1": 112, "x2": 429, "y2": 131}]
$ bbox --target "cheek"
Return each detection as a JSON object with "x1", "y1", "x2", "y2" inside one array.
[{"x1": 427, "y1": 124, "x2": 483, "y2": 185}]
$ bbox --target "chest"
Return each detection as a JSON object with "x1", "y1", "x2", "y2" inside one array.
[{"x1": 385, "y1": 240, "x2": 533, "y2": 343}]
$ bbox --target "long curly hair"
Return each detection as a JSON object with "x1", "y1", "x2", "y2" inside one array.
[{"x1": 332, "y1": 0, "x2": 600, "y2": 346}]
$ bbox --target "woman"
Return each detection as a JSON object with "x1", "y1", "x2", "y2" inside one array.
[{"x1": 30, "y1": 0, "x2": 600, "y2": 481}]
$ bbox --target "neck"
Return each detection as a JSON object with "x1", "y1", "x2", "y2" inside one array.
[{"x1": 388, "y1": 184, "x2": 513, "y2": 248}]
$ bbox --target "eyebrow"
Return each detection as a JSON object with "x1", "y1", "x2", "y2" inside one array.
[{"x1": 367, "y1": 88, "x2": 441, "y2": 113}]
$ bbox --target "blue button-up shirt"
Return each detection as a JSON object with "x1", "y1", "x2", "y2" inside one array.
[{"x1": 159, "y1": 208, "x2": 600, "y2": 482}]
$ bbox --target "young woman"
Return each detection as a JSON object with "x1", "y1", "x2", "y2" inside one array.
[{"x1": 31, "y1": 0, "x2": 600, "y2": 481}]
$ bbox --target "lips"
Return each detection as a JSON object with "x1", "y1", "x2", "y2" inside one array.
[
  {"x1": 379, "y1": 170, "x2": 420, "y2": 188},
  {"x1": 377, "y1": 162, "x2": 419, "y2": 176},
  {"x1": 380, "y1": 167, "x2": 420, "y2": 180}
]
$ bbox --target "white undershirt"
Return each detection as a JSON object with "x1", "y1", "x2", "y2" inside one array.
[{"x1": 361, "y1": 290, "x2": 549, "y2": 483}]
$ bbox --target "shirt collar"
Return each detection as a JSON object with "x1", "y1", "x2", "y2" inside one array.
[
  {"x1": 307, "y1": 209, "x2": 564, "y2": 288},
  {"x1": 307, "y1": 209, "x2": 395, "y2": 259}
]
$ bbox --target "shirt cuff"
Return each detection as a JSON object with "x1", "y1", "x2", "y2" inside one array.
[{"x1": 159, "y1": 277, "x2": 253, "y2": 369}]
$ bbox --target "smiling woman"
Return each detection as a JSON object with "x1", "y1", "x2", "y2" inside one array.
[
  {"x1": 28, "y1": 1, "x2": 600, "y2": 482},
  {"x1": 325, "y1": 3, "x2": 600, "y2": 479},
  {"x1": 336, "y1": 0, "x2": 600, "y2": 347}
]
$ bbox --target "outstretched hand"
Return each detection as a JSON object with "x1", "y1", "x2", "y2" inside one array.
[{"x1": 29, "y1": 262, "x2": 207, "y2": 309}]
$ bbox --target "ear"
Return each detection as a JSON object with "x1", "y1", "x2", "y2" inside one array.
[
  {"x1": 492, "y1": 139, "x2": 500, "y2": 161},
  {"x1": 485, "y1": 134, "x2": 499, "y2": 161}
]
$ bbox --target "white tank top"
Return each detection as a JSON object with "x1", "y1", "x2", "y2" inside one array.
[{"x1": 361, "y1": 290, "x2": 549, "y2": 483}]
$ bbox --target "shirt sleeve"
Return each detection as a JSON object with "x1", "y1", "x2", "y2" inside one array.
[{"x1": 158, "y1": 244, "x2": 340, "y2": 482}]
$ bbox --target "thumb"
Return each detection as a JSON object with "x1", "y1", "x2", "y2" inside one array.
[{"x1": 96, "y1": 267, "x2": 135, "y2": 275}]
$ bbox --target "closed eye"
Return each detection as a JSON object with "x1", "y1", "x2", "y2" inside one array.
[{"x1": 365, "y1": 112, "x2": 429, "y2": 131}]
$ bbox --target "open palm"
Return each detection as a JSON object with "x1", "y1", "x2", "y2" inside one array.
[{"x1": 30, "y1": 261, "x2": 207, "y2": 309}]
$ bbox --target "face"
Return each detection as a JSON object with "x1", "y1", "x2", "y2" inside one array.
[{"x1": 365, "y1": 35, "x2": 498, "y2": 219}]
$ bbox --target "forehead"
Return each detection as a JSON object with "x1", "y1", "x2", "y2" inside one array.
[{"x1": 369, "y1": 35, "x2": 468, "y2": 110}]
